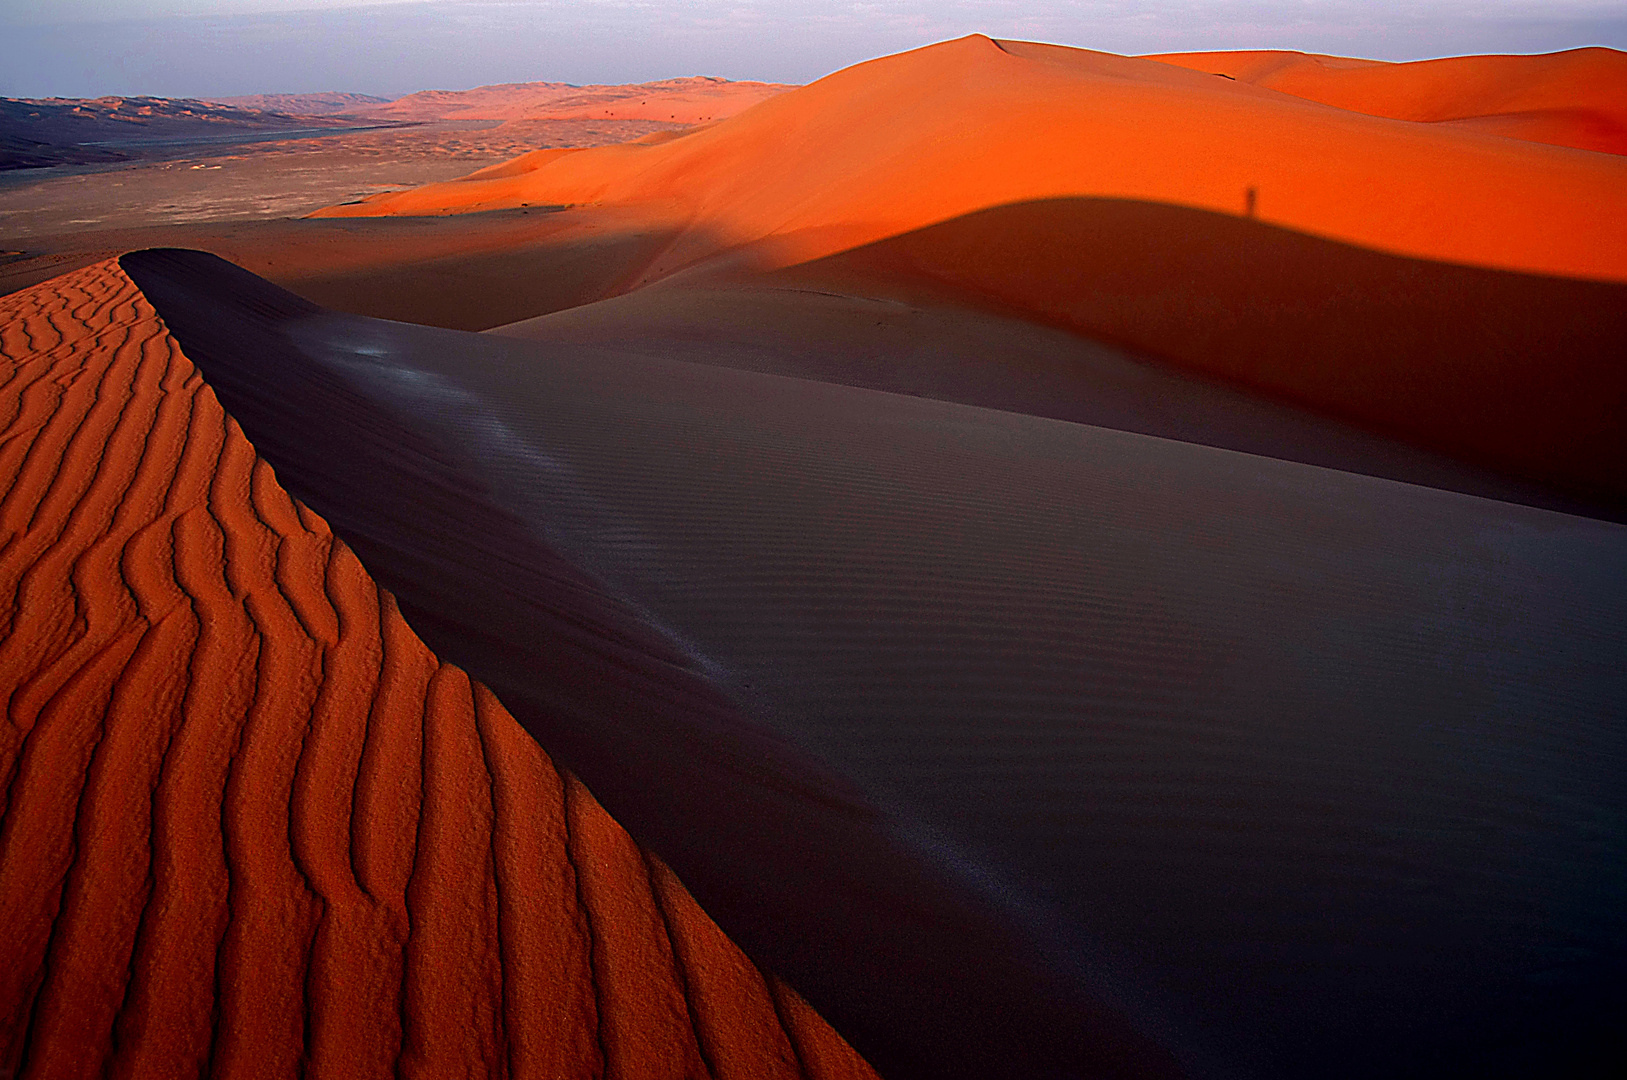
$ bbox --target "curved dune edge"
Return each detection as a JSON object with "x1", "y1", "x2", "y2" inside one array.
[
  {"x1": 122, "y1": 249, "x2": 1627, "y2": 1080},
  {"x1": 1146, "y1": 47, "x2": 1627, "y2": 156},
  {"x1": 755, "y1": 197, "x2": 1627, "y2": 509},
  {"x1": 311, "y1": 36, "x2": 1627, "y2": 285},
  {"x1": 0, "y1": 260, "x2": 880, "y2": 1080}
]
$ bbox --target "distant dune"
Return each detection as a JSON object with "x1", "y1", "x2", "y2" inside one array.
[
  {"x1": 0, "y1": 260, "x2": 878, "y2": 1080},
  {"x1": 364, "y1": 75, "x2": 794, "y2": 125},
  {"x1": 0, "y1": 95, "x2": 362, "y2": 143},
  {"x1": 209, "y1": 92, "x2": 396, "y2": 116},
  {"x1": 4, "y1": 33, "x2": 1625, "y2": 1080},
  {"x1": 318, "y1": 35, "x2": 1627, "y2": 504},
  {"x1": 313, "y1": 37, "x2": 1627, "y2": 283},
  {"x1": 0, "y1": 95, "x2": 396, "y2": 171},
  {"x1": 1149, "y1": 47, "x2": 1627, "y2": 155}
]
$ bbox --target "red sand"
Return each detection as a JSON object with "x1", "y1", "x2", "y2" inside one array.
[
  {"x1": 311, "y1": 40, "x2": 1627, "y2": 502},
  {"x1": 6, "y1": 37, "x2": 1625, "y2": 1074},
  {"x1": 0, "y1": 260, "x2": 879, "y2": 1080},
  {"x1": 405, "y1": 35, "x2": 1625, "y2": 503},
  {"x1": 1149, "y1": 48, "x2": 1627, "y2": 155},
  {"x1": 316, "y1": 36, "x2": 1627, "y2": 285}
]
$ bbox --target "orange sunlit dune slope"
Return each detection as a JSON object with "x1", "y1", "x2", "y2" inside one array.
[
  {"x1": 316, "y1": 34, "x2": 1627, "y2": 286},
  {"x1": 1148, "y1": 47, "x2": 1627, "y2": 155},
  {"x1": 328, "y1": 35, "x2": 1626, "y2": 504}
]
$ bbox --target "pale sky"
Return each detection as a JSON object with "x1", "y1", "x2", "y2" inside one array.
[{"x1": 4, "y1": 1, "x2": 1624, "y2": 99}]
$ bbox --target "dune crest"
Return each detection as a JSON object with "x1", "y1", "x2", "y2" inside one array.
[
  {"x1": 0, "y1": 261, "x2": 878, "y2": 1080},
  {"x1": 1148, "y1": 47, "x2": 1627, "y2": 155},
  {"x1": 124, "y1": 251, "x2": 1627, "y2": 1080},
  {"x1": 314, "y1": 35, "x2": 1627, "y2": 285}
]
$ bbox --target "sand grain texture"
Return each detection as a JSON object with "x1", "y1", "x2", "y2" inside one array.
[
  {"x1": 131, "y1": 250, "x2": 1626, "y2": 1080},
  {"x1": 0, "y1": 260, "x2": 878, "y2": 1080}
]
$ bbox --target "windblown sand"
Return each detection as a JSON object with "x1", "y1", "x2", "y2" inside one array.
[
  {"x1": 2, "y1": 33, "x2": 1625, "y2": 1080},
  {"x1": 125, "y1": 248, "x2": 1627, "y2": 1080},
  {"x1": 0, "y1": 260, "x2": 877, "y2": 1080}
]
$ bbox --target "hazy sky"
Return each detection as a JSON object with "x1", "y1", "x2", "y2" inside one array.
[{"x1": 4, "y1": 1, "x2": 1624, "y2": 99}]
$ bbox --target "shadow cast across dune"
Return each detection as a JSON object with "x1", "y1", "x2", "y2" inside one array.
[
  {"x1": 120, "y1": 249, "x2": 1181, "y2": 1080},
  {"x1": 493, "y1": 271, "x2": 1606, "y2": 523},
  {"x1": 124, "y1": 249, "x2": 1627, "y2": 1080},
  {"x1": 766, "y1": 196, "x2": 1627, "y2": 513}
]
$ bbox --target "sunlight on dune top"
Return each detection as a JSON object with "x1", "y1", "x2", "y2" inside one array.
[{"x1": 313, "y1": 35, "x2": 1627, "y2": 286}]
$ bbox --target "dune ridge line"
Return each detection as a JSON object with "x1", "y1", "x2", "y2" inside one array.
[{"x1": 0, "y1": 259, "x2": 879, "y2": 1080}]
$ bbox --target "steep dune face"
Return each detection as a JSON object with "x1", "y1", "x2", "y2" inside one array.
[
  {"x1": 490, "y1": 225, "x2": 1627, "y2": 515},
  {"x1": 0, "y1": 261, "x2": 878, "y2": 1080},
  {"x1": 123, "y1": 248, "x2": 1189, "y2": 1080},
  {"x1": 1148, "y1": 47, "x2": 1627, "y2": 155},
  {"x1": 124, "y1": 251, "x2": 1627, "y2": 1080},
  {"x1": 322, "y1": 36, "x2": 1626, "y2": 505},
  {"x1": 765, "y1": 198, "x2": 1627, "y2": 508},
  {"x1": 315, "y1": 35, "x2": 1627, "y2": 284}
]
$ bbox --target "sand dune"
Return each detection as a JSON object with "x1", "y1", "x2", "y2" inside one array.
[
  {"x1": 315, "y1": 36, "x2": 1627, "y2": 284},
  {"x1": 0, "y1": 260, "x2": 878, "y2": 1080},
  {"x1": 127, "y1": 250, "x2": 1627, "y2": 1080},
  {"x1": 1149, "y1": 47, "x2": 1627, "y2": 155},
  {"x1": 0, "y1": 95, "x2": 363, "y2": 144},
  {"x1": 755, "y1": 198, "x2": 1627, "y2": 508},
  {"x1": 319, "y1": 36, "x2": 1626, "y2": 505},
  {"x1": 365, "y1": 76, "x2": 793, "y2": 125},
  {"x1": 8, "y1": 34, "x2": 1624, "y2": 1080},
  {"x1": 2, "y1": 207, "x2": 680, "y2": 331},
  {"x1": 489, "y1": 262, "x2": 1616, "y2": 519},
  {"x1": 126, "y1": 248, "x2": 1184, "y2": 1080}
]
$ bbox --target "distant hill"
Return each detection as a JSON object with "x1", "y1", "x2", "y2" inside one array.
[
  {"x1": 0, "y1": 78, "x2": 793, "y2": 172},
  {"x1": 0, "y1": 94, "x2": 394, "y2": 170},
  {"x1": 209, "y1": 91, "x2": 395, "y2": 116},
  {"x1": 367, "y1": 75, "x2": 794, "y2": 124}
]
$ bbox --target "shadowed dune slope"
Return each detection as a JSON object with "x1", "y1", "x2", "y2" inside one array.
[
  {"x1": 0, "y1": 260, "x2": 880, "y2": 1080},
  {"x1": 121, "y1": 250, "x2": 1186, "y2": 1080},
  {"x1": 489, "y1": 264, "x2": 1611, "y2": 520},
  {"x1": 1148, "y1": 47, "x2": 1627, "y2": 155},
  {"x1": 128, "y1": 251, "x2": 1627, "y2": 1080},
  {"x1": 746, "y1": 198, "x2": 1627, "y2": 510},
  {"x1": 314, "y1": 35, "x2": 1627, "y2": 285},
  {"x1": 312, "y1": 37, "x2": 1627, "y2": 508}
]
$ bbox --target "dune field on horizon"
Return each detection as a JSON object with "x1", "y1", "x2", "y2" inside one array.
[{"x1": 3, "y1": 31, "x2": 1625, "y2": 1080}]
